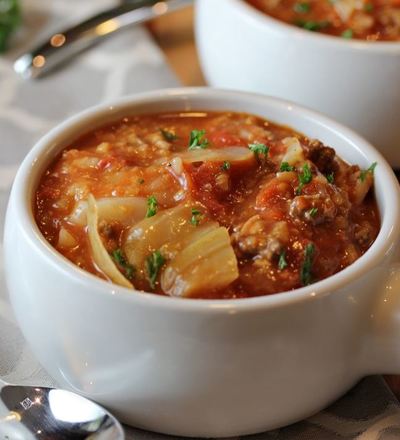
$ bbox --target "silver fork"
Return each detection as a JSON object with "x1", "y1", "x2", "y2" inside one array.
[{"x1": 14, "y1": 0, "x2": 193, "y2": 80}]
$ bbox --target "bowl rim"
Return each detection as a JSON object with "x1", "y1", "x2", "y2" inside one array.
[
  {"x1": 12, "y1": 87, "x2": 400, "y2": 312},
  {"x1": 229, "y1": 0, "x2": 400, "y2": 52}
]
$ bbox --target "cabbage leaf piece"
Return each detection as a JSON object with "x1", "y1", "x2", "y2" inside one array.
[
  {"x1": 123, "y1": 204, "x2": 239, "y2": 295},
  {"x1": 178, "y1": 146, "x2": 254, "y2": 164},
  {"x1": 161, "y1": 226, "x2": 239, "y2": 298},
  {"x1": 123, "y1": 204, "x2": 217, "y2": 270},
  {"x1": 69, "y1": 197, "x2": 147, "y2": 226},
  {"x1": 86, "y1": 194, "x2": 133, "y2": 289}
]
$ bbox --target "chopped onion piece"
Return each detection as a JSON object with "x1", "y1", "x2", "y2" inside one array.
[
  {"x1": 351, "y1": 171, "x2": 373, "y2": 205},
  {"x1": 58, "y1": 228, "x2": 77, "y2": 248},
  {"x1": 179, "y1": 146, "x2": 254, "y2": 164},
  {"x1": 86, "y1": 194, "x2": 133, "y2": 289},
  {"x1": 161, "y1": 226, "x2": 239, "y2": 298},
  {"x1": 281, "y1": 137, "x2": 305, "y2": 166},
  {"x1": 69, "y1": 197, "x2": 147, "y2": 226},
  {"x1": 333, "y1": 0, "x2": 360, "y2": 22}
]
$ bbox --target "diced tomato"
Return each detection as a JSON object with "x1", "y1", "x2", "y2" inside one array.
[
  {"x1": 268, "y1": 140, "x2": 287, "y2": 158},
  {"x1": 208, "y1": 131, "x2": 244, "y2": 148},
  {"x1": 186, "y1": 162, "x2": 227, "y2": 217},
  {"x1": 256, "y1": 180, "x2": 293, "y2": 208},
  {"x1": 260, "y1": 205, "x2": 286, "y2": 222},
  {"x1": 188, "y1": 162, "x2": 219, "y2": 191}
]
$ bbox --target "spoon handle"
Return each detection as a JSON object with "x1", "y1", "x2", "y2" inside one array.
[{"x1": 14, "y1": 0, "x2": 193, "y2": 79}]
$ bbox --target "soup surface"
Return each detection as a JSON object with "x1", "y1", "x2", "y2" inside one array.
[
  {"x1": 246, "y1": 0, "x2": 400, "y2": 40},
  {"x1": 35, "y1": 111, "x2": 379, "y2": 299}
]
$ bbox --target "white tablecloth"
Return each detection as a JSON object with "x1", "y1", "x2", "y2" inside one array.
[{"x1": 1, "y1": 1, "x2": 400, "y2": 438}]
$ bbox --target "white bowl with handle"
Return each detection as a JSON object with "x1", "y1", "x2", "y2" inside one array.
[
  {"x1": 4, "y1": 88, "x2": 400, "y2": 437},
  {"x1": 195, "y1": 0, "x2": 400, "y2": 167}
]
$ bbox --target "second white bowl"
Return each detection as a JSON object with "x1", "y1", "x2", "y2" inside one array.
[{"x1": 195, "y1": 0, "x2": 400, "y2": 167}]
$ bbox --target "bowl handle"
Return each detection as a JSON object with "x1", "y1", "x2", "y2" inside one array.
[{"x1": 362, "y1": 262, "x2": 400, "y2": 374}]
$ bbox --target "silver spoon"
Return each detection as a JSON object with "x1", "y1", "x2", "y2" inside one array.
[
  {"x1": 0, "y1": 380, "x2": 124, "y2": 439},
  {"x1": 14, "y1": 0, "x2": 193, "y2": 80}
]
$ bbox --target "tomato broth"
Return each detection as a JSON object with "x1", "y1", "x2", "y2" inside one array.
[
  {"x1": 247, "y1": 0, "x2": 400, "y2": 40},
  {"x1": 35, "y1": 111, "x2": 380, "y2": 299}
]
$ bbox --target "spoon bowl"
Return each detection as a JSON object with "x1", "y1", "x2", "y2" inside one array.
[{"x1": 0, "y1": 381, "x2": 124, "y2": 439}]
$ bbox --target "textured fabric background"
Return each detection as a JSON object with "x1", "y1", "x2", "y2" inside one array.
[{"x1": 1, "y1": 1, "x2": 400, "y2": 438}]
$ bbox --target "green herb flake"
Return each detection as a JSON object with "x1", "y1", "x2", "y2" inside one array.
[
  {"x1": 161, "y1": 128, "x2": 178, "y2": 141},
  {"x1": 138, "y1": 178, "x2": 145, "y2": 184},
  {"x1": 359, "y1": 162, "x2": 377, "y2": 182},
  {"x1": 221, "y1": 161, "x2": 231, "y2": 171},
  {"x1": 191, "y1": 208, "x2": 203, "y2": 226},
  {"x1": 278, "y1": 251, "x2": 288, "y2": 270},
  {"x1": 364, "y1": 2, "x2": 373, "y2": 12},
  {"x1": 280, "y1": 161, "x2": 295, "y2": 172},
  {"x1": 326, "y1": 172, "x2": 334, "y2": 184},
  {"x1": 188, "y1": 129, "x2": 209, "y2": 150},
  {"x1": 294, "y1": 2, "x2": 311, "y2": 13},
  {"x1": 308, "y1": 207, "x2": 318, "y2": 218},
  {"x1": 248, "y1": 143, "x2": 269, "y2": 158},
  {"x1": 301, "y1": 243, "x2": 315, "y2": 286},
  {"x1": 296, "y1": 163, "x2": 313, "y2": 195},
  {"x1": 295, "y1": 19, "x2": 330, "y2": 31},
  {"x1": 146, "y1": 195, "x2": 158, "y2": 218},
  {"x1": 341, "y1": 28, "x2": 353, "y2": 39},
  {"x1": 145, "y1": 250, "x2": 165, "y2": 289},
  {"x1": 111, "y1": 249, "x2": 135, "y2": 280}
]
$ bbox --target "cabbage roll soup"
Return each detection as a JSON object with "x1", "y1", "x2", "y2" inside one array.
[
  {"x1": 247, "y1": 0, "x2": 400, "y2": 41},
  {"x1": 35, "y1": 111, "x2": 380, "y2": 299}
]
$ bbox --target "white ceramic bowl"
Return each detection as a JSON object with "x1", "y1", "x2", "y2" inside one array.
[
  {"x1": 4, "y1": 88, "x2": 400, "y2": 437},
  {"x1": 195, "y1": 0, "x2": 400, "y2": 167}
]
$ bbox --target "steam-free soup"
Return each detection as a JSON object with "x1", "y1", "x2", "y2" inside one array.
[
  {"x1": 247, "y1": 0, "x2": 400, "y2": 41},
  {"x1": 35, "y1": 111, "x2": 379, "y2": 299}
]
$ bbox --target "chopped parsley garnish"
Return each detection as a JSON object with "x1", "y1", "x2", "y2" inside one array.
[
  {"x1": 138, "y1": 178, "x2": 145, "y2": 184},
  {"x1": 280, "y1": 161, "x2": 295, "y2": 172},
  {"x1": 248, "y1": 143, "x2": 269, "y2": 158},
  {"x1": 308, "y1": 207, "x2": 318, "y2": 218},
  {"x1": 188, "y1": 129, "x2": 209, "y2": 150},
  {"x1": 359, "y1": 162, "x2": 377, "y2": 182},
  {"x1": 191, "y1": 208, "x2": 203, "y2": 226},
  {"x1": 300, "y1": 243, "x2": 315, "y2": 286},
  {"x1": 294, "y1": 2, "x2": 311, "y2": 13},
  {"x1": 296, "y1": 163, "x2": 313, "y2": 195},
  {"x1": 161, "y1": 128, "x2": 178, "y2": 141},
  {"x1": 364, "y1": 2, "x2": 373, "y2": 12},
  {"x1": 146, "y1": 195, "x2": 158, "y2": 218},
  {"x1": 278, "y1": 251, "x2": 288, "y2": 270},
  {"x1": 145, "y1": 250, "x2": 165, "y2": 289},
  {"x1": 295, "y1": 19, "x2": 330, "y2": 31},
  {"x1": 326, "y1": 172, "x2": 334, "y2": 184},
  {"x1": 341, "y1": 29, "x2": 353, "y2": 39},
  {"x1": 221, "y1": 161, "x2": 231, "y2": 171},
  {"x1": 111, "y1": 249, "x2": 135, "y2": 280}
]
